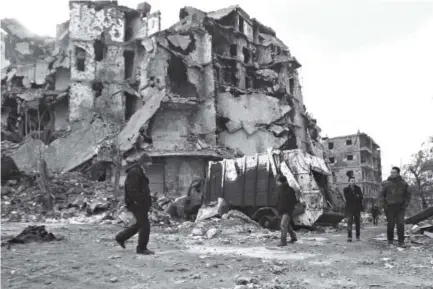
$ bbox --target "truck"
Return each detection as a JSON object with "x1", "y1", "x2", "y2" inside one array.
[{"x1": 201, "y1": 148, "x2": 346, "y2": 228}]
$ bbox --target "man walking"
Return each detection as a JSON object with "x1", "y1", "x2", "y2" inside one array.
[
  {"x1": 115, "y1": 154, "x2": 154, "y2": 255},
  {"x1": 379, "y1": 166, "x2": 411, "y2": 247},
  {"x1": 371, "y1": 205, "x2": 380, "y2": 226},
  {"x1": 276, "y1": 175, "x2": 298, "y2": 246},
  {"x1": 343, "y1": 177, "x2": 364, "y2": 242}
]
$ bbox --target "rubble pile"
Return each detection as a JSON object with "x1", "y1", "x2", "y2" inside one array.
[
  {"x1": 1, "y1": 225, "x2": 64, "y2": 248},
  {"x1": 232, "y1": 276, "x2": 302, "y2": 289},
  {"x1": 189, "y1": 210, "x2": 265, "y2": 240},
  {"x1": 1, "y1": 172, "x2": 117, "y2": 222},
  {"x1": 407, "y1": 206, "x2": 433, "y2": 245}
]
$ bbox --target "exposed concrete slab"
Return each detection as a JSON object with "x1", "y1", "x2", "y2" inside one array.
[
  {"x1": 167, "y1": 35, "x2": 191, "y2": 51},
  {"x1": 10, "y1": 119, "x2": 112, "y2": 175},
  {"x1": 217, "y1": 92, "x2": 291, "y2": 135},
  {"x1": 118, "y1": 87, "x2": 166, "y2": 152},
  {"x1": 219, "y1": 129, "x2": 287, "y2": 156}
]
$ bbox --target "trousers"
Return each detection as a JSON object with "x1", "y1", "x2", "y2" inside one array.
[
  {"x1": 280, "y1": 213, "x2": 297, "y2": 241},
  {"x1": 385, "y1": 204, "x2": 405, "y2": 243},
  {"x1": 346, "y1": 210, "x2": 361, "y2": 238},
  {"x1": 116, "y1": 204, "x2": 150, "y2": 251}
]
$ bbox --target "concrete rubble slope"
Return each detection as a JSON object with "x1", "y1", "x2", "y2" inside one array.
[
  {"x1": 117, "y1": 87, "x2": 166, "y2": 152},
  {"x1": 10, "y1": 119, "x2": 112, "y2": 175}
]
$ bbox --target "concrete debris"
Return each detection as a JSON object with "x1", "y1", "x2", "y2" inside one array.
[
  {"x1": 217, "y1": 92, "x2": 291, "y2": 136},
  {"x1": 256, "y1": 69, "x2": 278, "y2": 81},
  {"x1": 405, "y1": 206, "x2": 433, "y2": 225},
  {"x1": 195, "y1": 198, "x2": 229, "y2": 222},
  {"x1": 167, "y1": 34, "x2": 191, "y2": 51},
  {"x1": 10, "y1": 119, "x2": 113, "y2": 175},
  {"x1": 1, "y1": 1, "x2": 326, "y2": 223},
  {"x1": 117, "y1": 88, "x2": 165, "y2": 152}
]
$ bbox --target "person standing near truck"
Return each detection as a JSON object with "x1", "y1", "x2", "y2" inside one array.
[
  {"x1": 343, "y1": 177, "x2": 364, "y2": 242},
  {"x1": 276, "y1": 175, "x2": 298, "y2": 246}
]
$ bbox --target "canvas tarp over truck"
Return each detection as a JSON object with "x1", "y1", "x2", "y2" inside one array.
[{"x1": 203, "y1": 148, "x2": 345, "y2": 227}]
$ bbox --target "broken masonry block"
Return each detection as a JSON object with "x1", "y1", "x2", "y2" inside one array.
[{"x1": 137, "y1": 2, "x2": 151, "y2": 16}]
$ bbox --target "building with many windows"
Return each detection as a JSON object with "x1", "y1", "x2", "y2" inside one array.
[{"x1": 322, "y1": 132, "x2": 382, "y2": 208}]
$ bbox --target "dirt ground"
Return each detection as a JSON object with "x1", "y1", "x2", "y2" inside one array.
[{"x1": 1, "y1": 221, "x2": 433, "y2": 289}]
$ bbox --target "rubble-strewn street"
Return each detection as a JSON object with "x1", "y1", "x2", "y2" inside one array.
[
  {"x1": 2, "y1": 1, "x2": 433, "y2": 289},
  {"x1": 2, "y1": 220, "x2": 433, "y2": 289}
]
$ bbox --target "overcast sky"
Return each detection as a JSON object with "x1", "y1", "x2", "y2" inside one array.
[{"x1": 1, "y1": 0, "x2": 432, "y2": 177}]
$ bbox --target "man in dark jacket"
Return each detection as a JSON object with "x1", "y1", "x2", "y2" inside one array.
[
  {"x1": 115, "y1": 154, "x2": 154, "y2": 255},
  {"x1": 371, "y1": 206, "x2": 380, "y2": 226},
  {"x1": 276, "y1": 175, "x2": 298, "y2": 246},
  {"x1": 343, "y1": 177, "x2": 364, "y2": 242},
  {"x1": 378, "y1": 166, "x2": 411, "y2": 247}
]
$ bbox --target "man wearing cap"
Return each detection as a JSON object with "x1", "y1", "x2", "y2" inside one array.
[{"x1": 115, "y1": 153, "x2": 154, "y2": 255}]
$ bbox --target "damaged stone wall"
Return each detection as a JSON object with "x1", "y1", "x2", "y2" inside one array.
[
  {"x1": 2, "y1": 2, "x2": 325, "y2": 199},
  {"x1": 202, "y1": 6, "x2": 321, "y2": 157}
]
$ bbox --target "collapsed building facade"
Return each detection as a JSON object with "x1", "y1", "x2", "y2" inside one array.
[
  {"x1": 1, "y1": 2, "x2": 324, "y2": 197},
  {"x1": 322, "y1": 133, "x2": 382, "y2": 208}
]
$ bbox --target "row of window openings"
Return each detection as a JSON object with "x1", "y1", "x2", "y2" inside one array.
[
  {"x1": 327, "y1": 139, "x2": 352, "y2": 150},
  {"x1": 336, "y1": 171, "x2": 372, "y2": 182},
  {"x1": 75, "y1": 44, "x2": 135, "y2": 79},
  {"x1": 329, "y1": 155, "x2": 369, "y2": 164},
  {"x1": 221, "y1": 68, "x2": 295, "y2": 93}
]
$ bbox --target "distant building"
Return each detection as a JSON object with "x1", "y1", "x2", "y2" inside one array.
[{"x1": 322, "y1": 132, "x2": 382, "y2": 208}]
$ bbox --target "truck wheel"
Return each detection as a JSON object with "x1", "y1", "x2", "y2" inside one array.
[{"x1": 258, "y1": 215, "x2": 277, "y2": 229}]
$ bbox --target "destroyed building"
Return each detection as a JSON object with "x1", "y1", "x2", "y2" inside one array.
[
  {"x1": 322, "y1": 133, "x2": 382, "y2": 208},
  {"x1": 1, "y1": 2, "x2": 324, "y2": 197}
]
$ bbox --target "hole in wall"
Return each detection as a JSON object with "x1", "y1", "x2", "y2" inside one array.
[
  {"x1": 125, "y1": 92, "x2": 140, "y2": 121},
  {"x1": 123, "y1": 50, "x2": 135, "y2": 79},
  {"x1": 242, "y1": 47, "x2": 250, "y2": 63},
  {"x1": 167, "y1": 55, "x2": 198, "y2": 98},
  {"x1": 75, "y1": 47, "x2": 86, "y2": 71},
  {"x1": 92, "y1": 82, "x2": 104, "y2": 98}
]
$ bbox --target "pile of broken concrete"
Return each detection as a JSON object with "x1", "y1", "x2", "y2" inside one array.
[
  {"x1": 1, "y1": 167, "x2": 179, "y2": 226},
  {"x1": 175, "y1": 198, "x2": 268, "y2": 242},
  {"x1": 1, "y1": 172, "x2": 117, "y2": 222}
]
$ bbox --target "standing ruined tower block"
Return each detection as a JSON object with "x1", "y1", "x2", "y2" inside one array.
[
  {"x1": 322, "y1": 133, "x2": 382, "y2": 209},
  {"x1": 1, "y1": 3, "x2": 324, "y2": 196}
]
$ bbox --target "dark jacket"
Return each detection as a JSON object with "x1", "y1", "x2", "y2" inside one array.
[
  {"x1": 371, "y1": 206, "x2": 380, "y2": 216},
  {"x1": 343, "y1": 185, "x2": 364, "y2": 212},
  {"x1": 124, "y1": 165, "x2": 152, "y2": 211},
  {"x1": 379, "y1": 176, "x2": 411, "y2": 208},
  {"x1": 276, "y1": 183, "x2": 298, "y2": 215}
]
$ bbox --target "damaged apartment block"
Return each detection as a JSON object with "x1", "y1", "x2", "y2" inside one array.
[{"x1": 1, "y1": 2, "x2": 325, "y2": 197}]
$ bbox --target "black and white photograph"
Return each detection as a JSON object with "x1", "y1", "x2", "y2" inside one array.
[{"x1": 1, "y1": 0, "x2": 432, "y2": 288}]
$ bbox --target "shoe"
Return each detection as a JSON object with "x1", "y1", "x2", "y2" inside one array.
[
  {"x1": 356, "y1": 237, "x2": 361, "y2": 241},
  {"x1": 397, "y1": 242, "x2": 406, "y2": 248},
  {"x1": 137, "y1": 249, "x2": 155, "y2": 255},
  {"x1": 387, "y1": 240, "x2": 393, "y2": 245},
  {"x1": 289, "y1": 239, "x2": 297, "y2": 244},
  {"x1": 277, "y1": 240, "x2": 287, "y2": 247},
  {"x1": 115, "y1": 237, "x2": 125, "y2": 249},
  {"x1": 347, "y1": 238, "x2": 352, "y2": 242}
]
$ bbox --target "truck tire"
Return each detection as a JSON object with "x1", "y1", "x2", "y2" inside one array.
[{"x1": 258, "y1": 214, "x2": 278, "y2": 229}]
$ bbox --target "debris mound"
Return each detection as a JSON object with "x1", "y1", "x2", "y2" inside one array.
[
  {"x1": 190, "y1": 209, "x2": 264, "y2": 239},
  {"x1": 2, "y1": 225, "x2": 63, "y2": 247}
]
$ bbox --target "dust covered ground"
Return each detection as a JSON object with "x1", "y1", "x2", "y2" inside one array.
[{"x1": 1, "y1": 221, "x2": 433, "y2": 289}]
